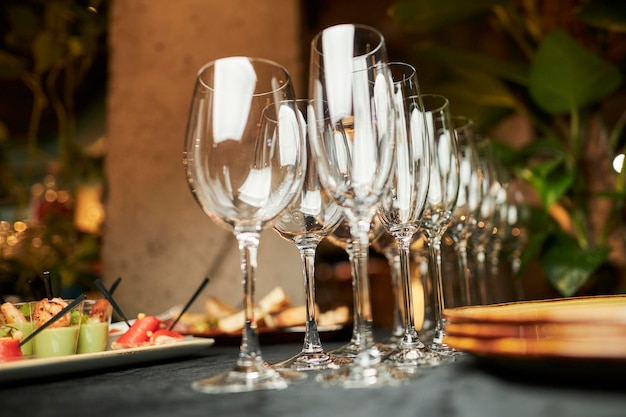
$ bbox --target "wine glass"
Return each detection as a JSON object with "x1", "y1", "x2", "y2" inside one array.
[
  {"x1": 469, "y1": 136, "x2": 499, "y2": 305},
  {"x1": 445, "y1": 116, "x2": 482, "y2": 307},
  {"x1": 183, "y1": 57, "x2": 307, "y2": 393},
  {"x1": 376, "y1": 63, "x2": 441, "y2": 368},
  {"x1": 486, "y1": 156, "x2": 512, "y2": 303},
  {"x1": 503, "y1": 181, "x2": 529, "y2": 300},
  {"x1": 417, "y1": 94, "x2": 460, "y2": 356},
  {"x1": 271, "y1": 99, "x2": 349, "y2": 371},
  {"x1": 308, "y1": 24, "x2": 407, "y2": 387}
]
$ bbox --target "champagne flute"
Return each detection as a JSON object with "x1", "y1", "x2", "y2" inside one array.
[
  {"x1": 184, "y1": 57, "x2": 307, "y2": 393},
  {"x1": 445, "y1": 116, "x2": 482, "y2": 307},
  {"x1": 376, "y1": 63, "x2": 441, "y2": 368},
  {"x1": 308, "y1": 24, "x2": 407, "y2": 387},
  {"x1": 417, "y1": 94, "x2": 460, "y2": 356},
  {"x1": 272, "y1": 100, "x2": 349, "y2": 371}
]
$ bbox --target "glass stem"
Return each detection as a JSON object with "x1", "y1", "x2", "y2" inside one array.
[
  {"x1": 388, "y1": 252, "x2": 404, "y2": 338},
  {"x1": 298, "y1": 243, "x2": 323, "y2": 354},
  {"x1": 236, "y1": 232, "x2": 263, "y2": 365},
  {"x1": 397, "y1": 236, "x2": 421, "y2": 346},
  {"x1": 347, "y1": 244, "x2": 362, "y2": 347},
  {"x1": 456, "y1": 239, "x2": 471, "y2": 306},
  {"x1": 475, "y1": 247, "x2": 489, "y2": 304},
  {"x1": 350, "y1": 219, "x2": 376, "y2": 357},
  {"x1": 419, "y1": 255, "x2": 433, "y2": 332},
  {"x1": 428, "y1": 234, "x2": 446, "y2": 345}
]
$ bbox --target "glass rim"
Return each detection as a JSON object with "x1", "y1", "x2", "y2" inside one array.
[
  {"x1": 418, "y1": 93, "x2": 450, "y2": 113},
  {"x1": 388, "y1": 61, "x2": 417, "y2": 76},
  {"x1": 452, "y1": 115, "x2": 474, "y2": 130},
  {"x1": 261, "y1": 98, "x2": 333, "y2": 123},
  {"x1": 310, "y1": 23, "x2": 386, "y2": 57},
  {"x1": 196, "y1": 56, "x2": 292, "y2": 96}
]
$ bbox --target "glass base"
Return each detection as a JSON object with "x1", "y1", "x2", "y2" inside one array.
[
  {"x1": 315, "y1": 360, "x2": 410, "y2": 389},
  {"x1": 192, "y1": 360, "x2": 307, "y2": 394},
  {"x1": 316, "y1": 345, "x2": 415, "y2": 389},
  {"x1": 272, "y1": 350, "x2": 351, "y2": 372},
  {"x1": 379, "y1": 333, "x2": 403, "y2": 351},
  {"x1": 329, "y1": 341, "x2": 395, "y2": 359},
  {"x1": 385, "y1": 345, "x2": 444, "y2": 368},
  {"x1": 429, "y1": 340, "x2": 460, "y2": 357}
]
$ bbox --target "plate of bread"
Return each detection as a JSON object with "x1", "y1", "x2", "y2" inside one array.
[{"x1": 172, "y1": 286, "x2": 352, "y2": 345}]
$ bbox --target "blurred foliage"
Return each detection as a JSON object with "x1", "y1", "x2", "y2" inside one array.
[
  {"x1": 0, "y1": 0, "x2": 107, "y2": 299},
  {"x1": 390, "y1": 0, "x2": 626, "y2": 296}
]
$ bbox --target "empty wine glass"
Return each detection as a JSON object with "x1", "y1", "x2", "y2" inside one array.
[
  {"x1": 469, "y1": 136, "x2": 499, "y2": 305},
  {"x1": 486, "y1": 156, "x2": 512, "y2": 303},
  {"x1": 308, "y1": 24, "x2": 407, "y2": 387},
  {"x1": 184, "y1": 57, "x2": 307, "y2": 393},
  {"x1": 445, "y1": 116, "x2": 482, "y2": 307},
  {"x1": 272, "y1": 100, "x2": 349, "y2": 371},
  {"x1": 501, "y1": 179, "x2": 529, "y2": 301},
  {"x1": 377, "y1": 63, "x2": 441, "y2": 368},
  {"x1": 417, "y1": 94, "x2": 460, "y2": 356}
]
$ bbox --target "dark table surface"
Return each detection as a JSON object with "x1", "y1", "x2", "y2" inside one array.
[{"x1": 2, "y1": 336, "x2": 625, "y2": 417}]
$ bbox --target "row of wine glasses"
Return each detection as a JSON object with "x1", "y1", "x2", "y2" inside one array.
[
  {"x1": 412, "y1": 124, "x2": 529, "y2": 328},
  {"x1": 460, "y1": 135, "x2": 527, "y2": 307},
  {"x1": 183, "y1": 23, "x2": 470, "y2": 392}
]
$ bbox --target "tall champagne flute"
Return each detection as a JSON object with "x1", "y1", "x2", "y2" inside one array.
[
  {"x1": 308, "y1": 24, "x2": 406, "y2": 387},
  {"x1": 184, "y1": 57, "x2": 307, "y2": 393},
  {"x1": 272, "y1": 100, "x2": 349, "y2": 371},
  {"x1": 418, "y1": 94, "x2": 460, "y2": 356},
  {"x1": 445, "y1": 116, "x2": 482, "y2": 307},
  {"x1": 377, "y1": 63, "x2": 441, "y2": 368}
]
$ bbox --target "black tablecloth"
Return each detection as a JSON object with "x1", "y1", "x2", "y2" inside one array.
[{"x1": 2, "y1": 339, "x2": 625, "y2": 417}]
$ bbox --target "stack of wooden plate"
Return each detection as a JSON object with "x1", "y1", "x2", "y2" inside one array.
[{"x1": 442, "y1": 294, "x2": 626, "y2": 361}]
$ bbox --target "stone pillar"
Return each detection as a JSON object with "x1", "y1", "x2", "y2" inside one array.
[{"x1": 105, "y1": 0, "x2": 305, "y2": 316}]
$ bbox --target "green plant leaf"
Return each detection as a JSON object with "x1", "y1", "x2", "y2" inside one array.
[
  {"x1": 438, "y1": 68, "x2": 518, "y2": 106},
  {"x1": 540, "y1": 233, "x2": 610, "y2": 296},
  {"x1": 389, "y1": 0, "x2": 509, "y2": 32},
  {"x1": 577, "y1": 0, "x2": 626, "y2": 33},
  {"x1": 419, "y1": 41, "x2": 529, "y2": 85},
  {"x1": 529, "y1": 29, "x2": 622, "y2": 115},
  {"x1": 521, "y1": 158, "x2": 574, "y2": 209},
  {"x1": 519, "y1": 229, "x2": 550, "y2": 274}
]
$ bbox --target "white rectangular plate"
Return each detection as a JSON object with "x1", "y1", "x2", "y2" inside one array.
[{"x1": 0, "y1": 337, "x2": 215, "y2": 383}]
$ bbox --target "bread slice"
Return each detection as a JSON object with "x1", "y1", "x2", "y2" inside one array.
[
  {"x1": 216, "y1": 286, "x2": 291, "y2": 333},
  {"x1": 265, "y1": 305, "x2": 307, "y2": 328},
  {"x1": 204, "y1": 296, "x2": 237, "y2": 321},
  {"x1": 318, "y1": 306, "x2": 350, "y2": 326}
]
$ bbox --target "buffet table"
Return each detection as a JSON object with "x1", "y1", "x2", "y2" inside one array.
[{"x1": 2, "y1": 337, "x2": 625, "y2": 417}]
